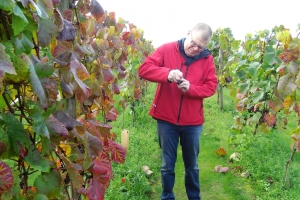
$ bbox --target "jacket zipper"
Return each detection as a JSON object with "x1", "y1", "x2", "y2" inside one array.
[{"x1": 176, "y1": 62, "x2": 189, "y2": 124}]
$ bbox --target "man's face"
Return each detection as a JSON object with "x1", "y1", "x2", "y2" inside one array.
[{"x1": 184, "y1": 31, "x2": 208, "y2": 57}]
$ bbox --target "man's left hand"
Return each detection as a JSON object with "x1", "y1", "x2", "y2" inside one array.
[{"x1": 177, "y1": 79, "x2": 190, "y2": 92}]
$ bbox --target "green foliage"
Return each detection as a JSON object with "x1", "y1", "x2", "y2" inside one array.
[
  {"x1": 211, "y1": 23, "x2": 300, "y2": 195},
  {"x1": 0, "y1": 0, "x2": 154, "y2": 199}
]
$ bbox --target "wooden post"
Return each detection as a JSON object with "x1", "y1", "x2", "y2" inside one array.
[
  {"x1": 218, "y1": 48, "x2": 224, "y2": 111},
  {"x1": 121, "y1": 129, "x2": 129, "y2": 150}
]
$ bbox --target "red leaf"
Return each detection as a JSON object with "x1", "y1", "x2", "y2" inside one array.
[
  {"x1": 109, "y1": 140, "x2": 126, "y2": 163},
  {"x1": 45, "y1": 115, "x2": 69, "y2": 137},
  {"x1": 105, "y1": 108, "x2": 118, "y2": 121},
  {"x1": 91, "y1": 153, "x2": 113, "y2": 187},
  {"x1": 263, "y1": 112, "x2": 277, "y2": 127},
  {"x1": 215, "y1": 147, "x2": 226, "y2": 156},
  {"x1": 86, "y1": 179, "x2": 105, "y2": 200},
  {"x1": 102, "y1": 68, "x2": 114, "y2": 83},
  {"x1": 0, "y1": 161, "x2": 14, "y2": 194},
  {"x1": 112, "y1": 82, "x2": 120, "y2": 94}
]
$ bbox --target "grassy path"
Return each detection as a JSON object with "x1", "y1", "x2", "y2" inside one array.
[
  {"x1": 108, "y1": 83, "x2": 300, "y2": 200},
  {"x1": 149, "y1": 90, "x2": 254, "y2": 200}
]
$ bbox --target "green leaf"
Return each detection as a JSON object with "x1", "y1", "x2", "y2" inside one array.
[
  {"x1": 37, "y1": 0, "x2": 54, "y2": 18},
  {"x1": 6, "y1": 52, "x2": 30, "y2": 82},
  {"x1": 263, "y1": 47, "x2": 280, "y2": 66},
  {"x1": 38, "y1": 18, "x2": 58, "y2": 47},
  {"x1": 35, "y1": 62, "x2": 54, "y2": 78},
  {"x1": 0, "y1": 0, "x2": 15, "y2": 11},
  {"x1": 34, "y1": 194, "x2": 48, "y2": 200},
  {"x1": 12, "y1": 33, "x2": 34, "y2": 55},
  {"x1": 0, "y1": 128, "x2": 9, "y2": 158},
  {"x1": 252, "y1": 90, "x2": 264, "y2": 103},
  {"x1": 12, "y1": 14, "x2": 28, "y2": 36},
  {"x1": 246, "y1": 62, "x2": 260, "y2": 78},
  {"x1": 29, "y1": 61, "x2": 48, "y2": 108},
  {"x1": 24, "y1": 144, "x2": 50, "y2": 172},
  {"x1": 34, "y1": 170, "x2": 61, "y2": 197},
  {"x1": 2, "y1": 112, "x2": 30, "y2": 157},
  {"x1": 25, "y1": 16, "x2": 38, "y2": 32},
  {"x1": 239, "y1": 81, "x2": 250, "y2": 94},
  {"x1": 13, "y1": 4, "x2": 28, "y2": 23}
]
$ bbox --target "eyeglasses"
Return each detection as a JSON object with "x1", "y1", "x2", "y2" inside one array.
[{"x1": 190, "y1": 32, "x2": 205, "y2": 51}]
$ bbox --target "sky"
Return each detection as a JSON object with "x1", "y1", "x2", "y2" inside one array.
[{"x1": 100, "y1": 0, "x2": 299, "y2": 47}]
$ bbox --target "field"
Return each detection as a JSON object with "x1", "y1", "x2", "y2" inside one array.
[{"x1": 105, "y1": 82, "x2": 300, "y2": 200}]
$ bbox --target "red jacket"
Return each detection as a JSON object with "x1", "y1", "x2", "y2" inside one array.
[{"x1": 138, "y1": 40, "x2": 218, "y2": 126}]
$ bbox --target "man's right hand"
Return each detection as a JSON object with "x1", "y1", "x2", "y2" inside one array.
[{"x1": 168, "y1": 70, "x2": 183, "y2": 82}]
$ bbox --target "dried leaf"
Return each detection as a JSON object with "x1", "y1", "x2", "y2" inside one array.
[
  {"x1": 214, "y1": 165, "x2": 229, "y2": 173},
  {"x1": 215, "y1": 147, "x2": 226, "y2": 156}
]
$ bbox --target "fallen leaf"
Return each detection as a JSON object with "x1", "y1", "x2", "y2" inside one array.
[
  {"x1": 241, "y1": 171, "x2": 250, "y2": 178},
  {"x1": 215, "y1": 147, "x2": 226, "y2": 156},
  {"x1": 142, "y1": 166, "x2": 153, "y2": 175},
  {"x1": 214, "y1": 165, "x2": 229, "y2": 173},
  {"x1": 229, "y1": 152, "x2": 241, "y2": 162}
]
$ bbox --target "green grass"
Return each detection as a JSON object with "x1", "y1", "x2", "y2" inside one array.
[{"x1": 105, "y1": 83, "x2": 300, "y2": 200}]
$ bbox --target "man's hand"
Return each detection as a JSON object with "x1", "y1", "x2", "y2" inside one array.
[
  {"x1": 177, "y1": 79, "x2": 190, "y2": 92},
  {"x1": 168, "y1": 70, "x2": 183, "y2": 82}
]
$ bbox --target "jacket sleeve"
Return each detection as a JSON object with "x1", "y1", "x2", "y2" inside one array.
[
  {"x1": 138, "y1": 45, "x2": 171, "y2": 83},
  {"x1": 184, "y1": 57, "x2": 218, "y2": 98}
]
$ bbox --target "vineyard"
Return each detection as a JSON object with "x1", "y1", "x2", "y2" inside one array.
[
  {"x1": 0, "y1": 0, "x2": 153, "y2": 199},
  {"x1": 0, "y1": 0, "x2": 300, "y2": 199}
]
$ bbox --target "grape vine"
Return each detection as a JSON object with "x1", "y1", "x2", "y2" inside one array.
[
  {"x1": 0, "y1": 0, "x2": 153, "y2": 199},
  {"x1": 210, "y1": 24, "x2": 300, "y2": 187}
]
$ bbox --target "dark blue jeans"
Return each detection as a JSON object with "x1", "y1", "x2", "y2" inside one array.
[{"x1": 157, "y1": 120, "x2": 202, "y2": 200}]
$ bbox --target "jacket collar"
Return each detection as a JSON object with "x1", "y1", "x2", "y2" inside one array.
[{"x1": 178, "y1": 38, "x2": 211, "y2": 66}]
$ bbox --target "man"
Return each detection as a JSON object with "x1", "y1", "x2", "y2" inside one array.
[{"x1": 138, "y1": 23, "x2": 218, "y2": 200}]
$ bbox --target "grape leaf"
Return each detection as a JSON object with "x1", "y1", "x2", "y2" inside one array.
[
  {"x1": 61, "y1": 155, "x2": 83, "y2": 190},
  {"x1": 45, "y1": 115, "x2": 69, "y2": 138},
  {"x1": 109, "y1": 140, "x2": 126, "y2": 163},
  {"x1": 12, "y1": 4, "x2": 29, "y2": 36},
  {"x1": 85, "y1": 132, "x2": 102, "y2": 159},
  {"x1": 92, "y1": 154, "x2": 112, "y2": 183},
  {"x1": 0, "y1": 161, "x2": 13, "y2": 194},
  {"x1": 57, "y1": 19, "x2": 76, "y2": 42},
  {"x1": 53, "y1": 110, "x2": 82, "y2": 131},
  {"x1": 38, "y1": 18, "x2": 58, "y2": 47},
  {"x1": 37, "y1": 0, "x2": 54, "y2": 19},
  {"x1": 86, "y1": 179, "x2": 105, "y2": 199},
  {"x1": 24, "y1": 144, "x2": 50, "y2": 172},
  {"x1": 29, "y1": 61, "x2": 48, "y2": 108},
  {"x1": 0, "y1": 44, "x2": 16, "y2": 75},
  {"x1": 90, "y1": 0, "x2": 104, "y2": 19},
  {"x1": 34, "y1": 170, "x2": 61, "y2": 197},
  {"x1": 0, "y1": 0, "x2": 15, "y2": 11},
  {"x1": 3, "y1": 112, "x2": 30, "y2": 157},
  {"x1": 263, "y1": 112, "x2": 277, "y2": 127}
]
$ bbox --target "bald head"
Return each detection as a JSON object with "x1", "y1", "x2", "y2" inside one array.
[{"x1": 191, "y1": 23, "x2": 212, "y2": 42}]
